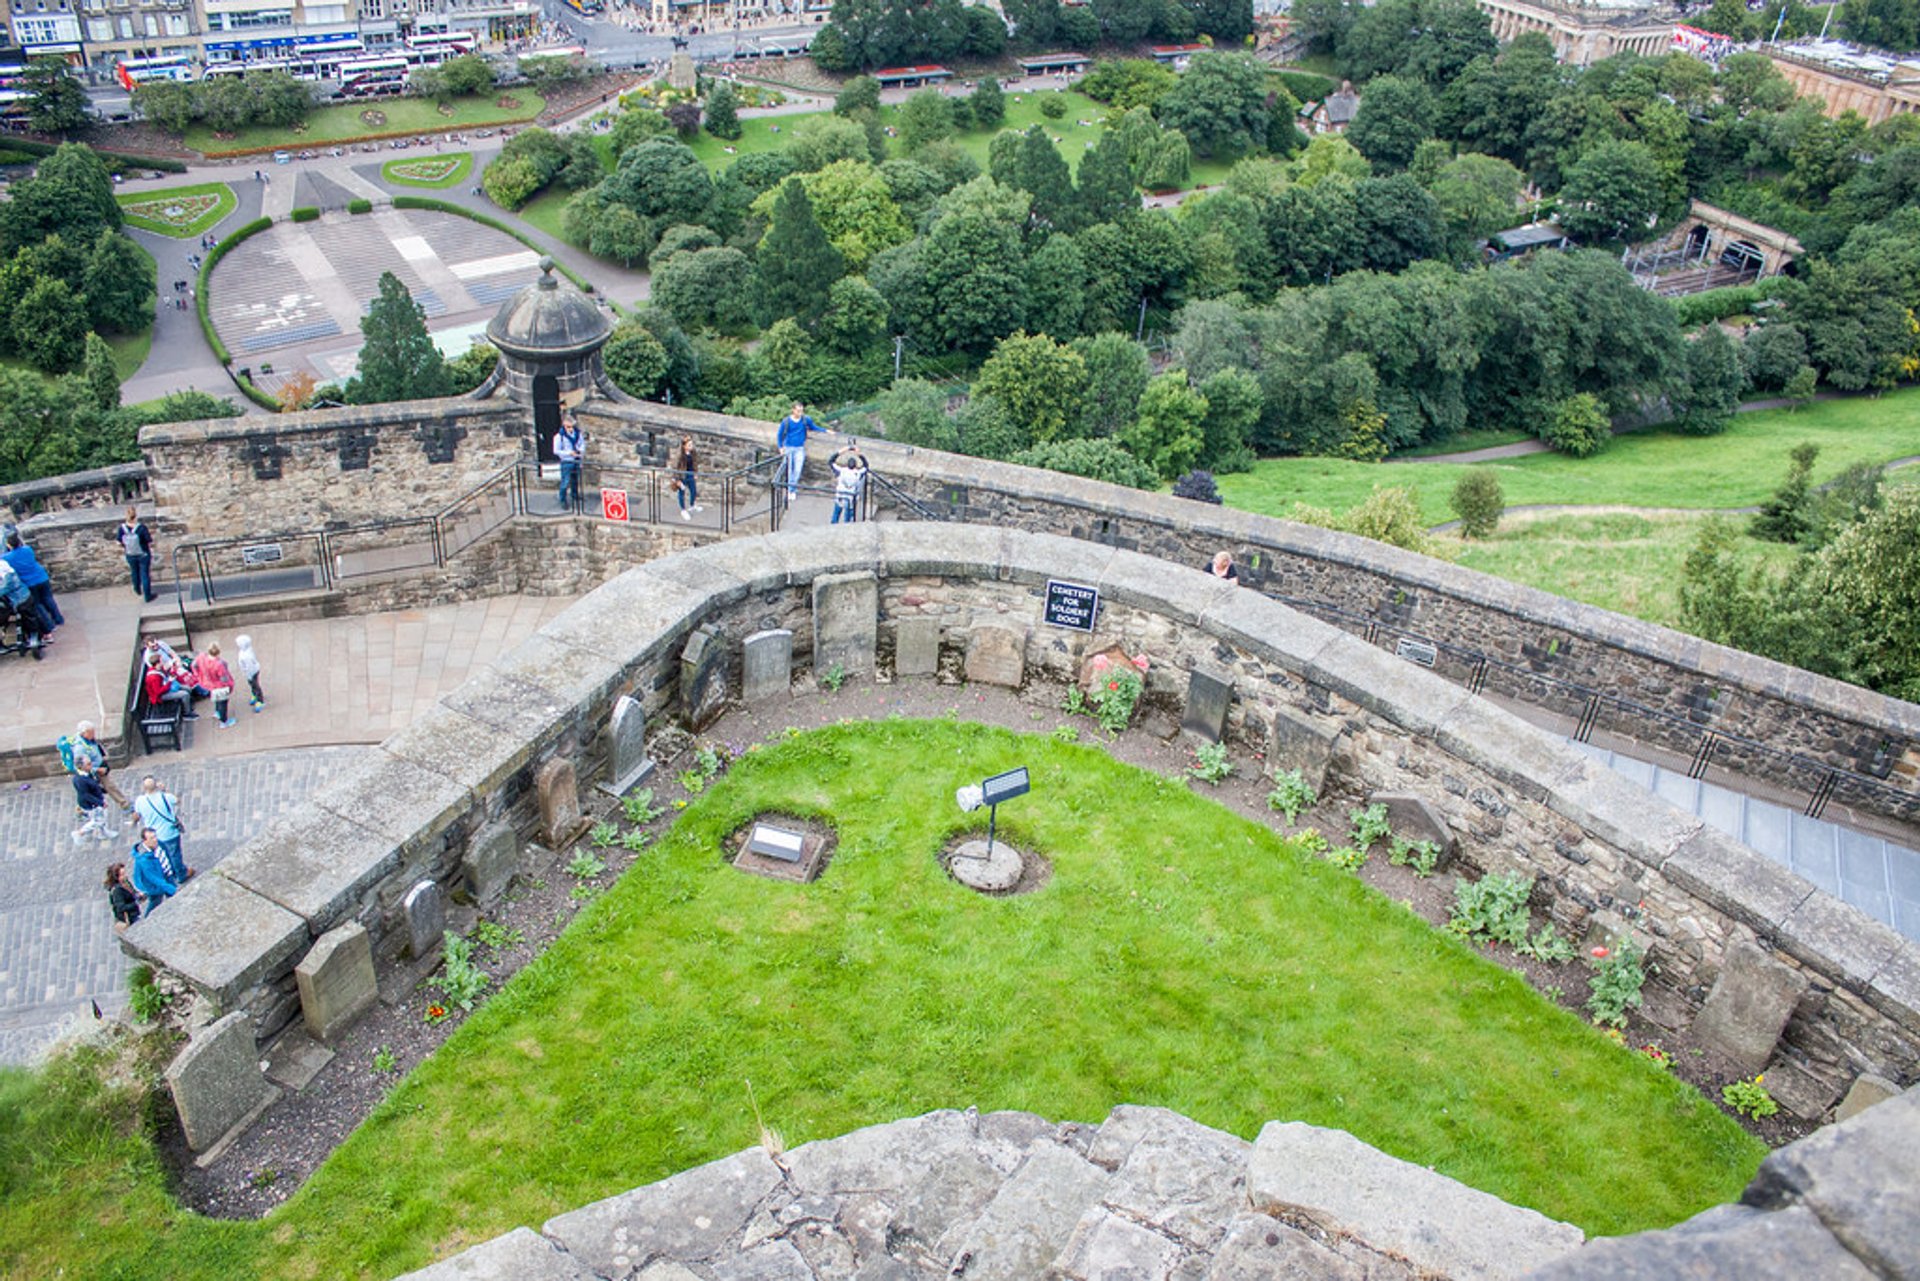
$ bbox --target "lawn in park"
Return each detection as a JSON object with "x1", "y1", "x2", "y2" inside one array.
[
  {"x1": 0, "y1": 721, "x2": 1763, "y2": 1280},
  {"x1": 115, "y1": 181, "x2": 238, "y2": 238},
  {"x1": 380, "y1": 150, "x2": 475, "y2": 189},
  {"x1": 183, "y1": 91, "x2": 544, "y2": 154},
  {"x1": 1219, "y1": 387, "x2": 1920, "y2": 527}
]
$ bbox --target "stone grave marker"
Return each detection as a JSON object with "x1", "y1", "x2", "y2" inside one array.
[
  {"x1": 537, "y1": 756, "x2": 592, "y2": 849},
  {"x1": 680, "y1": 625, "x2": 728, "y2": 729},
  {"x1": 1269, "y1": 706, "x2": 1341, "y2": 793},
  {"x1": 295, "y1": 921, "x2": 377, "y2": 1044},
  {"x1": 596, "y1": 695, "x2": 655, "y2": 799},
  {"x1": 462, "y1": 819, "x2": 519, "y2": 908},
  {"x1": 812, "y1": 571, "x2": 878, "y2": 679},
  {"x1": 1181, "y1": 667, "x2": 1233, "y2": 743},
  {"x1": 742, "y1": 629, "x2": 794, "y2": 704},
  {"x1": 1366, "y1": 791, "x2": 1456, "y2": 867},
  {"x1": 965, "y1": 624, "x2": 1027, "y2": 688},
  {"x1": 894, "y1": 616, "x2": 940, "y2": 678},
  {"x1": 1691, "y1": 940, "x2": 1809, "y2": 1074},
  {"x1": 1836, "y1": 1073, "x2": 1900, "y2": 1122},
  {"x1": 166, "y1": 1010, "x2": 278, "y2": 1154},
  {"x1": 404, "y1": 879, "x2": 446, "y2": 961}
]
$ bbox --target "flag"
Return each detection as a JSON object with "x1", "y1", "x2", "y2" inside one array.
[{"x1": 115, "y1": 61, "x2": 135, "y2": 91}]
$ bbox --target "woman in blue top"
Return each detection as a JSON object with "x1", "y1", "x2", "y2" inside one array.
[
  {"x1": 3, "y1": 532, "x2": 61, "y2": 631},
  {"x1": 775, "y1": 402, "x2": 824, "y2": 501}
]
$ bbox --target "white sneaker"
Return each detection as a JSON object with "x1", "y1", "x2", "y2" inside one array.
[
  {"x1": 681, "y1": 509, "x2": 691, "y2": 520},
  {"x1": 693, "y1": 504, "x2": 704, "y2": 512},
  {"x1": 71, "y1": 830, "x2": 85, "y2": 846}
]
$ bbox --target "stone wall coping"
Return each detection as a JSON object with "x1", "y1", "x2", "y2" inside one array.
[
  {"x1": 135, "y1": 396, "x2": 521, "y2": 449},
  {"x1": 121, "y1": 872, "x2": 308, "y2": 1005},
  {"x1": 0, "y1": 460, "x2": 147, "y2": 506}
]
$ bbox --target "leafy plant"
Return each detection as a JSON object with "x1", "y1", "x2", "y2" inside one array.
[
  {"x1": 589, "y1": 821, "x2": 619, "y2": 848},
  {"x1": 1587, "y1": 940, "x2": 1649, "y2": 1029},
  {"x1": 472, "y1": 920, "x2": 523, "y2": 954},
  {"x1": 250, "y1": 1167, "x2": 278, "y2": 1189},
  {"x1": 1326, "y1": 844, "x2": 1368, "y2": 873},
  {"x1": 620, "y1": 828, "x2": 651, "y2": 853},
  {"x1": 1516, "y1": 924, "x2": 1577, "y2": 964},
  {"x1": 678, "y1": 769, "x2": 707, "y2": 795},
  {"x1": 1060, "y1": 686, "x2": 1088, "y2": 715},
  {"x1": 1721, "y1": 1075, "x2": 1779, "y2": 1119},
  {"x1": 1188, "y1": 742, "x2": 1232, "y2": 784},
  {"x1": 694, "y1": 746, "x2": 725, "y2": 778},
  {"x1": 569, "y1": 884, "x2": 599, "y2": 903},
  {"x1": 1388, "y1": 836, "x2": 1441, "y2": 878},
  {"x1": 424, "y1": 1002, "x2": 449, "y2": 1024},
  {"x1": 1448, "y1": 872, "x2": 1533, "y2": 948},
  {"x1": 127, "y1": 965, "x2": 172, "y2": 1024},
  {"x1": 1293, "y1": 827, "x2": 1330, "y2": 857},
  {"x1": 1641, "y1": 1043, "x2": 1673, "y2": 1071},
  {"x1": 566, "y1": 850, "x2": 607, "y2": 880},
  {"x1": 1087, "y1": 670, "x2": 1144, "y2": 735},
  {"x1": 821, "y1": 662, "x2": 847, "y2": 692},
  {"x1": 1266, "y1": 770, "x2": 1317, "y2": 824},
  {"x1": 426, "y1": 932, "x2": 490, "y2": 1012},
  {"x1": 1349, "y1": 803, "x2": 1392, "y2": 850},
  {"x1": 623, "y1": 788, "x2": 664, "y2": 824},
  {"x1": 372, "y1": 1047, "x2": 397, "y2": 1074},
  {"x1": 1052, "y1": 723, "x2": 1080, "y2": 743}
]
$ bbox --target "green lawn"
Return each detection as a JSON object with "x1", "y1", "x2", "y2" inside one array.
[
  {"x1": 116, "y1": 182, "x2": 238, "y2": 238},
  {"x1": 107, "y1": 328, "x2": 151, "y2": 381},
  {"x1": 515, "y1": 183, "x2": 574, "y2": 246},
  {"x1": 184, "y1": 92, "x2": 545, "y2": 154},
  {"x1": 1220, "y1": 387, "x2": 1920, "y2": 526},
  {"x1": 380, "y1": 151, "x2": 475, "y2": 189},
  {"x1": 0, "y1": 721, "x2": 1763, "y2": 1279}
]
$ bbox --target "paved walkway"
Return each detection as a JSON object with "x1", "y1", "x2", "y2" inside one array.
[{"x1": 0, "y1": 587, "x2": 147, "y2": 765}]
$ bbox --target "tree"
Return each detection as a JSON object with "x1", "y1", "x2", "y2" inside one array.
[
  {"x1": 1010, "y1": 438, "x2": 1159, "y2": 488},
  {"x1": 654, "y1": 246, "x2": 755, "y2": 332},
  {"x1": 0, "y1": 366, "x2": 100, "y2": 482},
  {"x1": 819, "y1": 275, "x2": 890, "y2": 355},
  {"x1": 1784, "y1": 364, "x2": 1819, "y2": 409},
  {"x1": 1557, "y1": 140, "x2": 1666, "y2": 243},
  {"x1": 972, "y1": 77, "x2": 1006, "y2": 128},
  {"x1": 899, "y1": 88, "x2": 955, "y2": 152},
  {"x1": 1, "y1": 143, "x2": 121, "y2": 256},
  {"x1": 22, "y1": 58, "x2": 87, "y2": 135},
  {"x1": 1348, "y1": 75, "x2": 1435, "y2": 172},
  {"x1": 975, "y1": 331, "x2": 1090, "y2": 445},
  {"x1": 1012, "y1": 126, "x2": 1077, "y2": 232},
  {"x1": 1804, "y1": 487, "x2": 1920, "y2": 699},
  {"x1": 1124, "y1": 370, "x2": 1208, "y2": 479},
  {"x1": 664, "y1": 101, "x2": 703, "y2": 138},
  {"x1": 1540, "y1": 391, "x2": 1609, "y2": 456},
  {"x1": 13, "y1": 278, "x2": 88, "y2": 372},
  {"x1": 603, "y1": 322, "x2": 672, "y2": 399},
  {"x1": 752, "y1": 178, "x2": 845, "y2": 328},
  {"x1": 1024, "y1": 234, "x2": 1088, "y2": 339},
  {"x1": 589, "y1": 203, "x2": 656, "y2": 266},
  {"x1": 1094, "y1": 0, "x2": 1157, "y2": 43},
  {"x1": 1428, "y1": 151, "x2": 1525, "y2": 247},
  {"x1": 352, "y1": 272, "x2": 448, "y2": 404},
  {"x1": 872, "y1": 378, "x2": 958, "y2": 450},
  {"x1": 1076, "y1": 130, "x2": 1137, "y2": 229},
  {"x1": 705, "y1": 83, "x2": 742, "y2": 141},
  {"x1": 753, "y1": 160, "x2": 911, "y2": 271},
  {"x1": 789, "y1": 114, "x2": 875, "y2": 172},
  {"x1": 82, "y1": 332, "x2": 119, "y2": 412},
  {"x1": 1677, "y1": 326, "x2": 1743, "y2": 434},
  {"x1": 441, "y1": 53, "x2": 495, "y2": 96},
  {"x1": 903, "y1": 182, "x2": 1032, "y2": 353},
  {"x1": 835, "y1": 75, "x2": 882, "y2": 117},
  {"x1": 83, "y1": 230, "x2": 155, "y2": 335},
  {"x1": 1072, "y1": 333, "x2": 1150, "y2": 438},
  {"x1": 1741, "y1": 322, "x2": 1808, "y2": 392},
  {"x1": 609, "y1": 106, "x2": 672, "y2": 157},
  {"x1": 135, "y1": 80, "x2": 197, "y2": 134},
  {"x1": 1195, "y1": 366, "x2": 1261, "y2": 469},
  {"x1": 483, "y1": 155, "x2": 544, "y2": 209},
  {"x1": 1080, "y1": 59, "x2": 1177, "y2": 110},
  {"x1": 1750, "y1": 442, "x2": 1818, "y2": 543},
  {"x1": 604, "y1": 139, "x2": 714, "y2": 228},
  {"x1": 1449, "y1": 468, "x2": 1503, "y2": 538},
  {"x1": 1153, "y1": 51, "x2": 1272, "y2": 158}
]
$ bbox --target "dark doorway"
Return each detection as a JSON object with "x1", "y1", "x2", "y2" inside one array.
[
  {"x1": 1685, "y1": 224, "x2": 1710, "y2": 259},
  {"x1": 533, "y1": 373, "x2": 560, "y2": 464}
]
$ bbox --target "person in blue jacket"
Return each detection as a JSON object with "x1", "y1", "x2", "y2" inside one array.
[
  {"x1": 3, "y1": 531, "x2": 61, "y2": 632},
  {"x1": 775, "y1": 401, "x2": 825, "y2": 501},
  {"x1": 129, "y1": 828, "x2": 183, "y2": 910}
]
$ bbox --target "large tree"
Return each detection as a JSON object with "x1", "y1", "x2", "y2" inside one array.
[
  {"x1": 974, "y1": 331, "x2": 1090, "y2": 445},
  {"x1": 352, "y1": 272, "x2": 448, "y2": 404},
  {"x1": 1557, "y1": 139, "x2": 1666, "y2": 243},
  {"x1": 653, "y1": 246, "x2": 756, "y2": 332},
  {"x1": 752, "y1": 178, "x2": 846, "y2": 328},
  {"x1": 1154, "y1": 51, "x2": 1273, "y2": 159},
  {"x1": 1347, "y1": 75, "x2": 1436, "y2": 172},
  {"x1": 22, "y1": 58, "x2": 87, "y2": 135}
]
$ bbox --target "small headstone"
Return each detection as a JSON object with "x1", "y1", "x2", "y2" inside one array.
[
  {"x1": 1835, "y1": 1072, "x2": 1901, "y2": 1123},
  {"x1": 1365, "y1": 790, "x2": 1456, "y2": 867},
  {"x1": 166, "y1": 1010, "x2": 277, "y2": 1153},
  {"x1": 403, "y1": 879, "x2": 446, "y2": 962},
  {"x1": 965, "y1": 624, "x2": 1027, "y2": 688},
  {"x1": 812, "y1": 571, "x2": 878, "y2": 679},
  {"x1": 1268, "y1": 705, "x2": 1342, "y2": 794},
  {"x1": 742, "y1": 629, "x2": 794, "y2": 704},
  {"x1": 295, "y1": 921, "x2": 377, "y2": 1044},
  {"x1": 1691, "y1": 940, "x2": 1810, "y2": 1075},
  {"x1": 261, "y1": 1028, "x2": 334, "y2": 1093},
  {"x1": 893, "y1": 616, "x2": 940, "y2": 678},
  {"x1": 1181, "y1": 667, "x2": 1233, "y2": 743},
  {"x1": 462, "y1": 819, "x2": 519, "y2": 908},
  {"x1": 596, "y1": 695, "x2": 654, "y2": 798},
  {"x1": 536, "y1": 757, "x2": 590, "y2": 849},
  {"x1": 680, "y1": 625, "x2": 729, "y2": 729}
]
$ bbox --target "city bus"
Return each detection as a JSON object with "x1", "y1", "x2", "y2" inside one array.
[
  {"x1": 563, "y1": 0, "x2": 604, "y2": 15},
  {"x1": 406, "y1": 30, "x2": 478, "y2": 62},
  {"x1": 338, "y1": 56, "x2": 410, "y2": 96},
  {"x1": 203, "y1": 58, "x2": 294, "y2": 79},
  {"x1": 292, "y1": 39, "x2": 365, "y2": 79},
  {"x1": 114, "y1": 55, "x2": 195, "y2": 88}
]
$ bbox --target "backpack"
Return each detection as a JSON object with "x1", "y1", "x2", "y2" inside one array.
[{"x1": 56, "y1": 734, "x2": 77, "y2": 774}]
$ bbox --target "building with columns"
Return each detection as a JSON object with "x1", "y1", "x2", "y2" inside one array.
[{"x1": 1476, "y1": 0, "x2": 1676, "y2": 65}]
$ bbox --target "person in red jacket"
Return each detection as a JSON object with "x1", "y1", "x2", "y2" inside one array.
[{"x1": 143, "y1": 654, "x2": 198, "y2": 719}]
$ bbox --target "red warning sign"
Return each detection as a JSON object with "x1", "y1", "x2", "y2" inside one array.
[{"x1": 601, "y1": 488, "x2": 629, "y2": 522}]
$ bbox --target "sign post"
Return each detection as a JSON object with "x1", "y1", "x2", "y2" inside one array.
[
  {"x1": 979, "y1": 766, "x2": 1030, "y2": 857},
  {"x1": 601, "y1": 488, "x2": 629, "y2": 522}
]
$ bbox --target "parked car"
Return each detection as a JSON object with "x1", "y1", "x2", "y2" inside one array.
[{"x1": 273, "y1": 150, "x2": 291, "y2": 164}]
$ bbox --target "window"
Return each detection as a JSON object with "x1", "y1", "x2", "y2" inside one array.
[{"x1": 86, "y1": 13, "x2": 106, "y2": 33}]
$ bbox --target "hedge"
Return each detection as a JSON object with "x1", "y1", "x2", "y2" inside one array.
[
  {"x1": 291, "y1": 206, "x2": 320, "y2": 222},
  {"x1": 1669, "y1": 278, "x2": 1791, "y2": 329},
  {"x1": 1273, "y1": 70, "x2": 1337, "y2": 105},
  {"x1": 232, "y1": 371, "x2": 282, "y2": 412},
  {"x1": 390, "y1": 195, "x2": 595, "y2": 293},
  {"x1": 196, "y1": 215, "x2": 274, "y2": 365},
  {"x1": 348, "y1": 198, "x2": 373, "y2": 214}
]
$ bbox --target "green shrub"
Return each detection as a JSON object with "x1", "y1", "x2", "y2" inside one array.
[
  {"x1": 233, "y1": 373, "x2": 282, "y2": 412},
  {"x1": 1587, "y1": 940, "x2": 1649, "y2": 1028},
  {"x1": 348, "y1": 198, "x2": 373, "y2": 214},
  {"x1": 1670, "y1": 284, "x2": 1760, "y2": 328},
  {"x1": 425, "y1": 931, "x2": 491, "y2": 1011},
  {"x1": 1721, "y1": 1075, "x2": 1778, "y2": 1119},
  {"x1": 1387, "y1": 836, "x2": 1441, "y2": 878},
  {"x1": 1450, "y1": 468, "x2": 1504, "y2": 539},
  {"x1": 1038, "y1": 95, "x2": 1068, "y2": 119},
  {"x1": 198, "y1": 216, "x2": 274, "y2": 365},
  {"x1": 1349, "y1": 803, "x2": 1391, "y2": 850},
  {"x1": 1448, "y1": 872, "x2": 1533, "y2": 948},
  {"x1": 290, "y1": 206, "x2": 319, "y2": 222},
  {"x1": 1266, "y1": 769, "x2": 1316, "y2": 823}
]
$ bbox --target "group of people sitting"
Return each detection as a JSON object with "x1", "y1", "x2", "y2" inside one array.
[
  {"x1": 0, "y1": 529, "x2": 63, "y2": 659},
  {"x1": 140, "y1": 634, "x2": 261, "y2": 727}
]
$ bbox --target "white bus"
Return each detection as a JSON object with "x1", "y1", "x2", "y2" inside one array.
[
  {"x1": 338, "y1": 55, "x2": 409, "y2": 96},
  {"x1": 406, "y1": 31, "x2": 477, "y2": 62},
  {"x1": 203, "y1": 59, "x2": 294, "y2": 79},
  {"x1": 292, "y1": 39, "x2": 365, "y2": 79},
  {"x1": 115, "y1": 55, "x2": 196, "y2": 87}
]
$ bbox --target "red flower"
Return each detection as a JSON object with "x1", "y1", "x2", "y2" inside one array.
[
  {"x1": 1591, "y1": 946, "x2": 1610, "y2": 958},
  {"x1": 1108, "y1": 680, "x2": 1119, "y2": 691}
]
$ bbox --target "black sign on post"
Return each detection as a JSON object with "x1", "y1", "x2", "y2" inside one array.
[
  {"x1": 1043, "y1": 580, "x2": 1100, "y2": 632},
  {"x1": 981, "y1": 765, "x2": 1030, "y2": 858}
]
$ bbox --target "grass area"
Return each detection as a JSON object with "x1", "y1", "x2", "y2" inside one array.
[
  {"x1": 515, "y1": 183, "x2": 575, "y2": 246},
  {"x1": 107, "y1": 328, "x2": 152, "y2": 381},
  {"x1": 0, "y1": 721, "x2": 1763, "y2": 1279},
  {"x1": 1391, "y1": 427, "x2": 1534, "y2": 459},
  {"x1": 380, "y1": 151, "x2": 474, "y2": 189},
  {"x1": 1443, "y1": 512, "x2": 1802, "y2": 627},
  {"x1": 1220, "y1": 388, "x2": 1920, "y2": 526},
  {"x1": 183, "y1": 91, "x2": 544, "y2": 154},
  {"x1": 116, "y1": 182, "x2": 238, "y2": 238}
]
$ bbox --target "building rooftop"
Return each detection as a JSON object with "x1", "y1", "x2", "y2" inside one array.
[{"x1": 484, "y1": 258, "x2": 610, "y2": 362}]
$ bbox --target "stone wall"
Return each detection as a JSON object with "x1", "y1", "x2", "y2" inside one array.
[
  {"x1": 121, "y1": 525, "x2": 1920, "y2": 1104},
  {"x1": 0, "y1": 461, "x2": 149, "y2": 524}
]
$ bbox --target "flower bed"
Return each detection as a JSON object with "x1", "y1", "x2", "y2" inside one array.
[
  {"x1": 380, "y1": 152, "x2": 473, "y2": 189},
  {"x1": 116, "y1": 182, "x2": 238, "y2": 238}
]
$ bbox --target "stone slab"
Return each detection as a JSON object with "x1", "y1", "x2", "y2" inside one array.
[
  {"x1": 463, "y1": 819, "x2": 520, "y2": 908},
  {"x1": 1048, "y1": 1207, "x2": 1184, "y2": 1280},
  {"x1": 216, "y1": 803, "x2": 399, "y2": 934},
  {"x1": 1205, "y1": 1214, "x2": 1372, "y2": 1281},
  {"x1": 1835, "y1": 1073, "x2": 1901, "y2": 1123},
  {"x1": 545, "y1": 1146, "x2": 785, "y2": 1274},
  {"x1": 1267, "y1": 705, "x2": 1340, "y2": 795},
  {"x1": 397, "y1": 1227, "x2": 598, "y2": 1281},
  {"x1": 741, "y1": 629, "x2": 794, "y2": 704},
  {"x1": 936, "y1": 1141, "x2": 1111, "y2": 1280},
  {"x1": 964, "y1": 624, "x2": 1027, "y2": 689},
  {"x1": 295, "y1": 920, "x2": 377, "y2": 1044},
  {"x1": 438, "y1": 667, "x2": 571, "y2": 745},
  {"x1": 949, "y1": 839, "x2": 1024, "y2": 893},
  {"x1": 783, "y1": 1112, "x2": 1010, "y2": 1248},
  {"x1": 893, "y1": 616, "x2": 940, "y2": 678},
  {"x1": 120, "y1": 872, "x2": 310, "y2": 1007},
  {"x1": 404, "y1": 879, "x2": 447, "y2": 962},
  {"x1": 309, "y1": 748, "x2": 473, "y2": 856},
  {"x1": 262, "y1": 1027, "x2": 335, "y2": 1092},
  {"x1": 1366, "y1": 790, "x2": 1456, "y2": 864},
  {"x1": 1247, "y1": 1120, "x2": 1583, "y2": 1280},
  {"x1": 1098, "y1": 1105, "x2": 1250, "y2": 1252},
  {"x1": 1524, "y1": 1203, "x2": 1873, "y2": 1280},
  {"x1": 1690, "y1": 940, "x2": 1810, "y2": 1075},
  {"x1": 535, "y1": 757, "x2": 590, "y2": 849},
  {"x1": 166, "y1": 1010, "x2": 275, "y2": 1153},
  {"x1": 596, "y1": 693, "x2": 655, "y2": 798},
  {"x1": 385, "y1": 703, "x2": 540, "y2": 801},
  {"x1": 680, "y1": 624, "x2": 729, "y2": 730},
  {"x1": 1180, "y1": 667, "x2": 1232, "y2": 744},
  {"x1": 812, "y1": 571, "x2": 878, "y2": 679}
]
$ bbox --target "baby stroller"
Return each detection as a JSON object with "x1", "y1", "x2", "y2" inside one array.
[{"x1": 0, "y1": 563, "x2": 44, "y2": 660}]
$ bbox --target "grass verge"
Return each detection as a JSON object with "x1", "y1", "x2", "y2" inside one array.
[
  {"x1": 381, "y1": 151, "x2": 475, "y2": 189},
  {"x1": 183, "y1": 92, "x2": 544, "y2": 154},
  {"x1": 0, "y1": 721, "x2": 1763, "y2": 1279},
  {"x1": 116, "y1": 182, "x2": 239, "y2": 238}
]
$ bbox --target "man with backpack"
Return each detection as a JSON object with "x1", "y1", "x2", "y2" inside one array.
[
  {"x1": 553, "y1": 411, "x2": 586, "y2": 512},
  {"x1": 60, "y1": 721, "x2": 132, "y2": 810}
]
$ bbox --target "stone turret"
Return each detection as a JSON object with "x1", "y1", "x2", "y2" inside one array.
[{"x1": 484, "y1": 257, "x2": 613, "y2": 406}]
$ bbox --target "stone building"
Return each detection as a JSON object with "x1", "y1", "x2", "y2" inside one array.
[
  {"x1": 1766, "y1": 39, "x2": 1920, "y2": 124},
  {"x1": 1475, "y1": 0, "x2": 1676, "y2": 64}
]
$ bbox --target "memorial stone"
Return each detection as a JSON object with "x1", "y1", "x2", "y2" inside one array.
[
  {"x1": 741, "y1": 629, "x2": 794, "y2": 704},
  {"x1": 404, "y1": 879, "x2": 447, "y2": 961},
  {"x1": 1268, "y1": 705, "x2": 1342, "y2": 794},
  {"x1": 893, "y1": 616, "x2": 940, "y2": 677},
  {"x1": 1836, "y1": 1073, "x2": 1900, "y2": 1122},
  {"x1": 596, "y1": 694, "x2": 653, "y2": 798},
  {"x1": 166, "y1": 1010, "x2": 276, "y2": 1153},
  {"x1": 295, "y1": 921, "x2": 378, "y2": 1044},
  {"x1": 1366, "y1": 790, "x2": 1457, "y2": 865},
  {"x1": 1692, "y1": 940, "x2": 1810, "y2": 1074},
  {"x1": 812, "y1": 571, "x2": 878, "y2": 679},
  {"x1": 1181, "y1": 667, "x2": 1233, "y2": 743},
  {"x1": 463, "y1": 819, "x2": 520, "y2": 908},
  {"x1": 536, "y1": 757, "x2": 590, "y2": 848},
  {"x1": 680, "y1": 625, "x2": 728, "y2": 729},
  {"x1": 965, "y1": 624, "x2": 1027, "y2": 688}
]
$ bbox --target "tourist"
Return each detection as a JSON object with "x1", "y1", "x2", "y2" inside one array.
[
  {"x1": 4, "y1": 530, "x2": 63, "y2": 632},
  {"x1": 775, "y1": 402, "x2": 824, "y2": 501},
  {"x1": 112, "y1": 505, "x2": 153, "y2": 601},
  {"x1": 190, "y1": 640, "x2": 239, "y2": 727},
  {"x1": 0, "y1": 557, "x2": 42, "y2": 657},
  {"x1": 134, "y1": 775, "x2": 187, "y2": 869},
  {"x1": 71, "y1": 758, "x2": 117, "y2": 845},
  {"x1": 235, "y1": 633, "x2": 266, "y2": 712},
  {"x1": 553, "y1": 411, "x2": 586, "y2": 511},
  {"x1": 67, "y1": 721, "x2": 131, "y2": 809},
  {"x1": 129, "y1": 828, "x2": 189, "y2": 910},
  {"x1": 829, "y1": 442, "x2": 868, "y2": 525},
  {"x1": 144, "y1": 637, "x2": 203, "y2": 695},
  {"x1": 105, "y1": 861, "x2": 141, "y2": 933},
  {"x1": 143, "y1": 653, "x2": 199, "y2": 719},
  {"x1": 671, "y1": 434, "x2": 701, "y2": 519},
  {"x1": 1209, "y1": 551, "x2": 1239, "y2": 582}
]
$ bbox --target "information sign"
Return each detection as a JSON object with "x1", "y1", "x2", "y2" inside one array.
[
  {"x1": 1042, "y1": 580, "x2": 1100, "y2": 631},
  {"x1": 601, "y1": 488, "x2": 630, "y2": 522}
]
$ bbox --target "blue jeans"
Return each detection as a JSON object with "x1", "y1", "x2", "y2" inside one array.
[
  {"x1": 831, "y1": 495, "x2": 856, "y2": 524},
  {"x1": 30, "y1": 582, "x2": 62, "y2": 628},
  {"x1": 126, "y1": 553, "x2": 152, "y2": 600},
  {"x1": 780, "y1": 445, "x2": 806, "y2": 498},
  {"x1": 677, "y1": 470, "x2": 697, "y2": 509},
  {"x1": 557, "y1": 460, "x2": 580, "y2": 510}
]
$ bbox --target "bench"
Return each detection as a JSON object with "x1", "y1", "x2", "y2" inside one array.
[{"x1": 129, "y1": 673, "x2": 185, "y2": 754}]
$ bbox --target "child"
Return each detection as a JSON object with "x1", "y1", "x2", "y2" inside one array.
[
  {"x1": 235, "y1": 634, "x2": 265, "y2": 712},
  {"x1": 71, "y1": 759, "x2": 117, "y2": 845},
  {"x1": 191, "y1": 640, "x2": 238, "y2": 728}
]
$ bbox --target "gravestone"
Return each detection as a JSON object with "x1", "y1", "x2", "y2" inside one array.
[
  {"x1": 965, "y1": 624, "x2": 1027, "y2": 688},
  {"x1": 1181, "y1": 667, "x2": 1233, "y2": 743},
  {"x1": 894, "y1": 616, "x2": 940, "y2": 678},
  {"x1": 404, "y1": 879, "x2": 446, "y2": 961},
  {"x1": 1366, "y1": 791, "x2": 1456, "y2": 867},
  {"x1": 1836, "y1": 1073, "x2": 1900, "y2": 1122},
  {"x1": 462, "y1": 819, "x2": 519, "y2": 908},
  {"x1": 1268, "y1": 705, "x2": 1342, "y2": 794},
  {"x1": 742, "y1": 629, "x2": 794, "y2": 704},
  {"x1": 1691, "y1": 940, "x2": 1810, "y2": 1074},
  {"x1": 295, "y1": 921, "x2": 377, "y2": 1044},
  {"x1": 596, "y1": 695, "x2": 654, "y2": 799},
  {"x1": 536, "y1": 757, "x2": 591, "y2": 849},
  {"x1": 166, "y1": 1010, "x2": 277, "y2": 1153},
  {"x1": 680, "y1": 625, "x2": 729, "y2": 729},
  {"x1": 812, "y1": 571, "x2": 878, "y2": 679}
]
